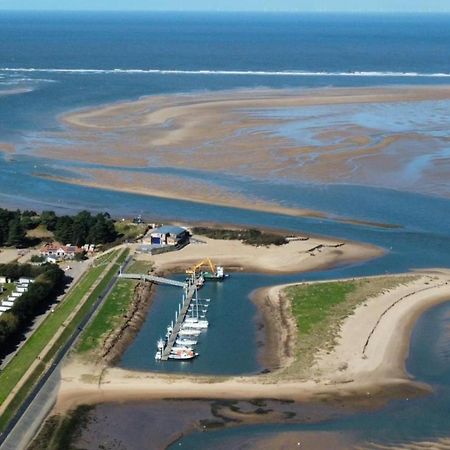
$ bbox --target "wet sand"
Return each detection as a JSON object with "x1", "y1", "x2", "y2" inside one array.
[
  {"x1": 0, "y1": 143, "x2": 15, "y2": 154},
  {"x1": 25, "y1": 85, "x2": 450, "y2": 217}
]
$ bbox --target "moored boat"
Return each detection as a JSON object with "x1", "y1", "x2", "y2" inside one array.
[
  {"x1": 168, "y1": 349, "x2": 198, "y2": 360},
  {"x1": 176, "y1": 337, "x2": 197, "y2": 346}
]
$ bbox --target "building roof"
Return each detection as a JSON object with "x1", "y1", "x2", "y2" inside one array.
[
  {"x1": 151, "y1": 225, "x2": 187, "y2": 236},
  {"x1": 40, "y1": 242, "x2": 83, "y2": 254}
]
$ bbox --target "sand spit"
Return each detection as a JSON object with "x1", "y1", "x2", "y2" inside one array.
[
  {"x1": 55, "y1": 269, "x2": 450, "y2": 414},
  {"x1": 36, "y1": 171, "x2": 326, "y2": 220}
]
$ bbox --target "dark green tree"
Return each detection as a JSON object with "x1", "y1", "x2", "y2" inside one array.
[
  {"x1": 40, "y1": 210, "x2": 57, "y2": 231},
  {"x1": 7, "y1": 218, "x2": 26, "y2": 247}
]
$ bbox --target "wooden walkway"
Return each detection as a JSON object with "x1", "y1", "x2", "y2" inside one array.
[
  {"x1": 161, "y1": 282, "x2": 197, "y2": 360},
  {"x1": 118, "y1": 272, "x2": 186, "y2": 288}
]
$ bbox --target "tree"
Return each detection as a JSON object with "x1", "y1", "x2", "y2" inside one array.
[
  {"x1": 54, "y1": 216, "x2": 74, "y2": 244},
  {"x1": 40, "y1": 210, "x2": 57, "y2": 231},
  {"x1": 7, "y1": 218, "x2": 26, "y2": 247}
]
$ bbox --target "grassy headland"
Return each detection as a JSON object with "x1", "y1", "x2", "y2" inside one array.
[{"x1": 281, "y1": 276, "x2": 415, "y2": 378}]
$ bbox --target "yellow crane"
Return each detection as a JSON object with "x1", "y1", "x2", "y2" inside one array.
[{"x1": 186, "y1": 258, "x2": 216, "y2": 276}]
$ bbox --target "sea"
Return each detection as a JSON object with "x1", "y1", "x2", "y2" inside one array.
[{"x1": 1, "y1": 11, "x2": 450, "y2": 449}]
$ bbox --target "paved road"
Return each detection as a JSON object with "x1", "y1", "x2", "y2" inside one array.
[{"x1": 0, "y1": 252, "x2": 132, "y2": 450}]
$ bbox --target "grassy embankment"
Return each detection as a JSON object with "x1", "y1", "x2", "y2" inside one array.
[
  {"x1": 76, "y1": 258, "x2": 153, "y2": 356},
  {"x1": 0, "y1": 249, "x2": 128, "y2": 431},
  {"x1": 282, "y1": 276, "x2": 414, "y2": 378}
]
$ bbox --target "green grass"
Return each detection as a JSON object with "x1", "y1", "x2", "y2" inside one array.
[
  {"x1": 289, "y1": 282, "x2": 356, "y2": 335},
  {"x1": 283, "y1": 276, "x2": 414, "y2": 378},
  {"x1": 126, "y1": 259, "x2": 154, "y2": 274},
  {"x1": 77, "y1": 278, "x2": 136, "y2": 354},
  {"x1": 0, "y1": 249, "x2": 127, "y2": 431}
]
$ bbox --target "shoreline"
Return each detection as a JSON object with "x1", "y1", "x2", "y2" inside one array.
[{"x1": 54, "y1": 268, "x2": 450, "y2": 414}]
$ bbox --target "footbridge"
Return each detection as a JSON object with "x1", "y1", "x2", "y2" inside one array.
[{"x1": 118, "y1": 272, "x2": 186, "y2": 288}]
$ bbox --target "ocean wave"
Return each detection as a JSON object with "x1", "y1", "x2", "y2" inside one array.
[{"x1": 1, "y1": 67, "x2": 450, "y2": 77}]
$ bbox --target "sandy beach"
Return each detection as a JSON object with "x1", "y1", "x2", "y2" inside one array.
[
  {"x1": 21, "y1": 85, "x2": 450, "y2": 218},
  {"x1": 55, "y1": 268, "x2": 450, "y2": 414},
  {"x1": 137, "y1": 233, "x2": 383, "y2": 274}
]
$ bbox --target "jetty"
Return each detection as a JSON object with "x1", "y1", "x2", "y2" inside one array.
[
  {"x1": 160, "y1": 280, "x2": 198, "y2": 360},
  {"x1": 118, "y1": 272, "x2": 186, "y2": 288}
]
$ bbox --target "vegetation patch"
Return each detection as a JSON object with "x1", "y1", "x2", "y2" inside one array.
[
  {"x1": 282, "y1": 276, "x2": 415, "y2": 378},
  {"x1": 192, "y1": 227, "x2": 287, "y2": 246},
  {"x1": 114, "y1": 220, "x2": 147, "y2": 241}
]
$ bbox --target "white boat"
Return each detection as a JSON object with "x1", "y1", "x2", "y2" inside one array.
[
  {"x1": 185, "y1": 316, "x2": 209, "y2": 324},
  {"x1": 168, "y1": 349, "x2": 198, "y2": 360},
  {"x1": 172, "y1": 345, "x2": 194, "y2": 353},
  {"x1": 155, "y1": 338, "x2": 165, "y2": 360},
  {"x1": 183, "y1": 319, "x2": 208, "y2": 329},
  {"x1": 196, "y1": 275, "x2": 205, "y2": 288},
  {"x1": 178, "y1": 328, "x2": 202, "y2": 336},
  {"x1": 176, "y1": 337, "x2": 197, "y2": 346}
]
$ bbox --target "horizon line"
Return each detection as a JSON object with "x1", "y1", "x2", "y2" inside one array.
[{"x1": 1, "y1": 9, "x2": 450, "y2": 14}]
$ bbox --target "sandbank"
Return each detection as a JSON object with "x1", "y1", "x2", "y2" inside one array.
[
  {"x1": 0, "y1": 143, "x2": 15, "y2": 154},
  {"x1": 55, "y1": 269, "x2": 450, "y2": 414},
  {"x1": 27, "y1": 85, "x2": 450, "y2": 218},
  {"x1": 35, "y1": 172, "x2": 326, "y2": 220}
]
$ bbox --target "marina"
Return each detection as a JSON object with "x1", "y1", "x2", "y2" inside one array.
[{"x1": 148, "y1": 261, "x2": 226, "y2": 361}]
